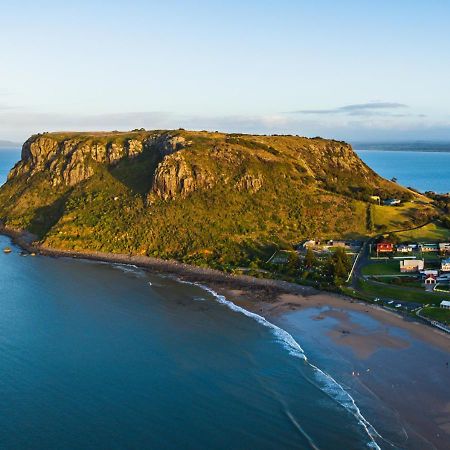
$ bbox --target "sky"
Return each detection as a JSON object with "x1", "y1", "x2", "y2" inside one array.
[{"x1": 1, "y1": 0, "x2": 450, "y2": 143}]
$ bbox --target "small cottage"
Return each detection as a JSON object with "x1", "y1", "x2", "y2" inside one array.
[
  {"x1": 376, "y1": 242, "x2": 394, "y2": 253},
  {"x1": 441, "y1": 258, "x2": 450, "y2": 272},
  {"x1": 419, "y1": 243, "x2": 439, "y2": 253},
  {"x1": 400, "y1": 259, "x2": 424, "y2": 273},
  {"x1": 383, "y1": 199, "x2": 401, "y2": 206}
]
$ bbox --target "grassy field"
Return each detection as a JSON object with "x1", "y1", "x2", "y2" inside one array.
[
  {"x1": 394, "y1": 222, "x2": 450, "y2": 242},
  {"x1": 372, "y1": 201, "x2": 436, "y2": 233},
  {"x1": 358, "y1": 278, "x2": 450, "y2": 304},
  {"x1": 421, "y1": 306, "x2": 450, "y2": 325},
  {"x1": 362, "y1": 260, "x2": 400, "y2": 275}
]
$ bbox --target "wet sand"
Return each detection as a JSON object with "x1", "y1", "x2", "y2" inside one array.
[{"x1": 214, "y1": 288, "x2": 450, "y2": 449}]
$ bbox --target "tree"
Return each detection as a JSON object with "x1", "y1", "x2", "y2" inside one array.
[
  {"x1": 286, "y1": 253, "x2": 301, "y2": 275},
  {"x1": 328, "y1": 247, "x2": 351, "y2": 280},
  {"x1": 304, "y1": 248, "x2": 316, "y2": 268}
]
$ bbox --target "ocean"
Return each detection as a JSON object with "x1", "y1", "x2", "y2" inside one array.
[
  {"x1": 353, "y1": 143, "x2": 449, "y2": 194},
  {"x1": 0, "y1": 237, "x2": 379, "y2": 449},
  {"x1": 0, "y1": 149, "x2": 19, "y2": 185}
]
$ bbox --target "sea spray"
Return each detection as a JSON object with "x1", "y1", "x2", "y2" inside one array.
[{"x1": 180, "y1": 280, "x2": 383, "y2": 450}]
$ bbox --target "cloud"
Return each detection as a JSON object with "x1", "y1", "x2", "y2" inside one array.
[
  {"x1": 0, "y1": 109, "x2": 448, "y2": 143},
  {"x1": 289, "y1": 102, "x2": 409, "y2": 116}
]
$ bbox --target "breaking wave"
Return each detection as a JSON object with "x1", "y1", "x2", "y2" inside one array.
[{"x1": 179, "y1": 280, "x2": 383, "y2": 449}]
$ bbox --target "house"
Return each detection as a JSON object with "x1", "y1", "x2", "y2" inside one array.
[
  {"x1": 383, "y1": 198, "x2": 401, "y2": 206},
  {"x1": 408, "y1": 244, "x2": 418, "y2": 251},
  {"x1": 400, "y1": 259, "x2": 424, "y2": 273},
  {"x1": 397, "y1": 244, "x2": 412, "y2": 253},
  {"x1": 440, "y1": 300, "x2": 450, "y2": 309},
  {"x1": 302, "y1": 240, "x2": 318, "y2": 249},
  {"x1": 439, "y1": 243, "x2": 450, "y2": 254},
  {"x1": 376, "y1": 242, "x2": 394, "y2": 253},
  {"x1": 424, "y1": 274, "x2": 437, "y2": 285},
  {"x1": 441, "y1": 258, "x2": 450, "y2": 272},
  {"x1": 419, "y1": 243, "x2": 439, "y2": 253},
  {"x1": 327, "y1": 240, "x2": 347, "y2": 248}
]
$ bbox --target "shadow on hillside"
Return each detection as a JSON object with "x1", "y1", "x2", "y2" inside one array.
[
  {"x1": 28, "y1": 189, "x2": 73, "y2": 239},
  {"x1": 109, "y1": 149, "x2": 162, "y2": 196}
]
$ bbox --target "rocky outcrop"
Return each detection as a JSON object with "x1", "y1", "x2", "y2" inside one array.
[
  {"x1": 7, "y1": 132, "x2": 190, "y2": 187},
  {"x1": 235, "y1": 173, "x2": 264, "y2": 193},
  {"x1": 150, "y1": 153, "x2": 213, "y2": 200}
]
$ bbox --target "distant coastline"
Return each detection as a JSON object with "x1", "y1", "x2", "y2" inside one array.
[
  {"x1": 0, "y1": 141, "x2": 20, "y2": 149},
  {"x1": 352, "y1": 141, "x2": 450, "y2": 152}
]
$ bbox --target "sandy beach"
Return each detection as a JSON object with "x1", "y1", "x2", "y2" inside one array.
[{"x1": 2, "y1": 227, "x2": 450, "y2": 448}]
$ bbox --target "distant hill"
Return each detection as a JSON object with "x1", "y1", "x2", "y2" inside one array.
[
  {"x1": 352, "y1": 141, "x2": 450, "y2": 152},
  {"x1": 0, "y1": 130, "x2": 436, "y2": 268},
  {"x1": 0, "y1": 139, "x2": 20, "y2": 149}
]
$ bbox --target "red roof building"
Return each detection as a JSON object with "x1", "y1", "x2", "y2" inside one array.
[{"x1": 376, "y1": 242, "x2": 394, "y2": 253}]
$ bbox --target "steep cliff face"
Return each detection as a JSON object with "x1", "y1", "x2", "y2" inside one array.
[
  {"x1": 8, "y1": 132, "x2": 188, "y2": 187},
  {"x1": 150, "y1": 152, "x2": 214, "y2": 200}
]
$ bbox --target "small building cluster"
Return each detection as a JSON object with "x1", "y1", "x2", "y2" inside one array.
[
  {"x1": 376, "y1": 241, "x2": 450, "y2": 258},
  {"x1": 373, "y1": 240, "x2": 450, "y2": 290},
  {"x1": 299, "y1": 239, "x2": 362, "y2": 253},
  {"x1": 369, "y1": 196, "x2": 401, "y2": 206}
]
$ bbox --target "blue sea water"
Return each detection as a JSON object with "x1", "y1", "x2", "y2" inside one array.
[
  {"x1": 0, "y1": 237, "x2": 379, "y2": 449},
  {"x1": 0, "y1": 149, "x2": 20, "y2": 185},
  {"x1": 355, "y1": 149, "x2": 449, "y2": 194}
]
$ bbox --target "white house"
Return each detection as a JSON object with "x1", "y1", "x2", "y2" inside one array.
[
  {"x1": 440, "y1": 300, "x2": 450, "y2": 309},
  {"x1": 439, "y1": 243, "x2": 450, "y2": 254},
  {"x1": 441, "y1": 258, "x2": 450, "y2": 272},
  {"x1": 400, "y1": 259, "x2": 424, "y2": 273},
  {"x1": 383, "y1": 198, "x2": 401, "y2": 206}
]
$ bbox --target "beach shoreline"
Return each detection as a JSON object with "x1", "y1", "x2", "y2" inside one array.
[{"x1": 2, "y1": 225, "x2": 448, "y2": 350}]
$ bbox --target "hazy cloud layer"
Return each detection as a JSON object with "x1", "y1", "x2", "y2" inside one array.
[
  {"x1": 0, "y1": 109, "x2": 449, "y2": 144},
  {"x1": 290, "y1": 102, "x2": 409, "y2": 116}
]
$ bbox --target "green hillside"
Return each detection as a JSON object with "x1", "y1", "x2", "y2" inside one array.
[{"x1": 0, "y1": 130, "x2": 435, "y2": 269}]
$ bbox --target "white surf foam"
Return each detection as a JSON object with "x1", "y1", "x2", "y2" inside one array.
[
  {"x1": 181, "y1": 280, "x2": 383, "y2": 450},
  {"x1": 111, "y1": 263, "x2": 146, "y2": 278}
]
